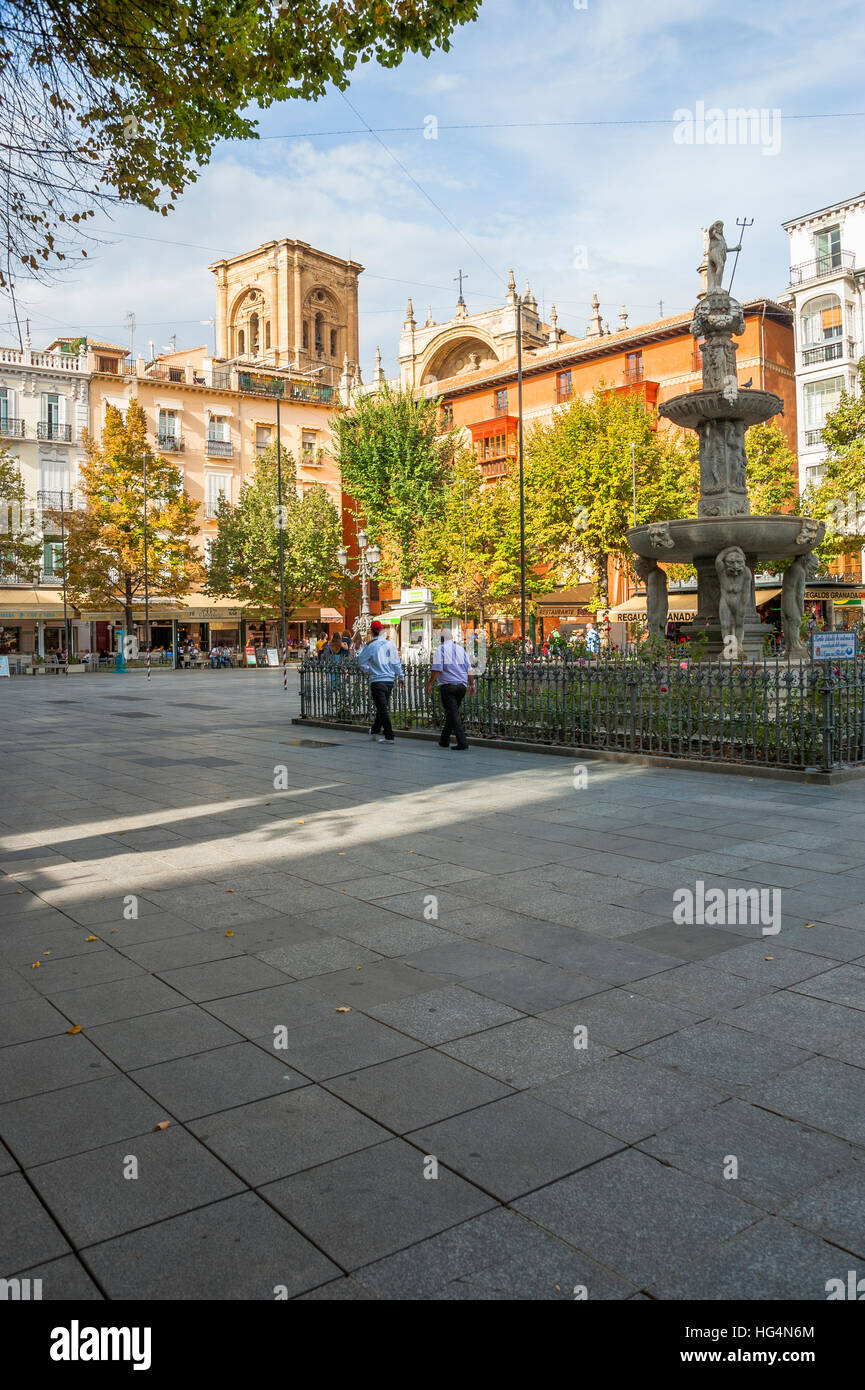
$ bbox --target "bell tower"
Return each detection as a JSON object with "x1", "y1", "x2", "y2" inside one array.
[{"x1": 209, "y1": 239, "x2": 363, "y2": 382}]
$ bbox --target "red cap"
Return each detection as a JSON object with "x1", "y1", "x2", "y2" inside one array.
[{"x1": 370, "y1": 620, "x2": 383, "y2": 634}]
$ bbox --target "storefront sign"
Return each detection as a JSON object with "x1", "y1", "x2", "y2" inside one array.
[
  {"x1": 245, "y1": 645, "x2": 256, "y2": 667},
  {"x1": 812, "y1": 631, "x2": 858, "y2": 661},
  {"x1": 266, "y1": 648, "x2": 280, "y2": 667}
]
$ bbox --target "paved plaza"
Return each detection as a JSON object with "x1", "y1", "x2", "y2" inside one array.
[{"x1": 1, "y1": 670, "x2": 865, "y2": 1300}]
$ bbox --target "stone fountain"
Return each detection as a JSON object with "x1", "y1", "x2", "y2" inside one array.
[{"x1": 627, "y1": 221, "x2": 825, "y2": 659}]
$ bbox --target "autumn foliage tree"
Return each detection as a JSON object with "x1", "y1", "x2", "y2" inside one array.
[{"x1": 58, "y1": 400, "x2": 202, "y2": 633}]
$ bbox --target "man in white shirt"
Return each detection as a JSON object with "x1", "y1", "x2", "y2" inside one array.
[
  {"x1": 426, "y1": 629, "x2": 474, "y2": 751},
  {"x1": 356, "y1": 620, "x2": 405, "y2": 744}
]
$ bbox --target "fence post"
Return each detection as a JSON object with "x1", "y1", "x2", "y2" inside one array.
[{"x1": 820, "y1": 661, "x2": 837, "y2": 772}]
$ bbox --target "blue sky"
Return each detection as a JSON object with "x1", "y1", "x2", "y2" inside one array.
[{"x1": 7, "y1": 0, "x2": 865, "y2": 378}]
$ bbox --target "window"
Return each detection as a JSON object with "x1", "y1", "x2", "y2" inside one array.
[
  {"x1": 208, "y1": 415, "x2": 228, "y2": 442},
  {"x1": 556, "y1": 370, "x2": 571, "y2": 400},
  {"x1": 801, "y1": 295, "x2": 842, "y2": 346},
  {"x1": 0, "y1": 388, "x2": 8, "y2": 426},
  {"x1": 97, "y1": 355, "x2": 120, "y2": 373},
  {"x1": 238, "y1": 329, "x2": 245, "y2": 356},
  {"x1": 205, "y1": 472, "x2": 231, "y2": 517},
  {"x1": 39, "y1": 463, "x2": 70, "y2": 497},
  {"x1": 330, "y1": 329, "x2": 337, "y2": 356},
  {"x1": 42, "y1": 539, "x2": 63, "y2": 576},
  {"x1": 45, "y1": 393, "x2": 60, "y2": 427},
  {"x1": 440, "y1": 402, "x2": 453, "y2": 426},
  {"x1": 158, "y1": 409, "x2": 178, "y2": 440},
  {"x1": 494, "y1": 388, "x2": 508, "y2": 413},
  {"x1": 815, "y1": 226, "x2": 841, "y2": 273},
  {"x1": 302, "y1": 321, "x2": 309, "y2": 350},
  {"x1": 314, "y1": 313, "x2": 324, "y2": 355},
  {"x1": 256, "y1": 425, "x2": 272, "y2": 454},
  {"x1": 626, "y1": 351, "x2": 643, "y2": 381},
  {"x1": 803, "y1": 375, "x2": 845, "y2": 429},
  {"x1": 301, "y1": 430, "x2": 317, "y2": 464},
  {"x1": 265, "y1": 321, "x2": 271, "y2": 351}
]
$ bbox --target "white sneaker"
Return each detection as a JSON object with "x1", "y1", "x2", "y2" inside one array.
[{"x1": 377, "y1": 735, "x2": 387, "y2": 743}]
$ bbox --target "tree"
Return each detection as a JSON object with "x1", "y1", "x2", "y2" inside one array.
[
  {"x1": 745, "y1": 421, "x2": 800, "y2": 515},
  {"x1": 800, "y1": 360, "x2": 865, "y2": 567},
  {"x1": 523, "y1": 386, "x2": 699, "y2": 606},
  {"x1": 332, "y1": 384, "x2": 457, "y2": 584},
  {"x1": 0, "y1": 0, "x2": 481, "y2": 290},
  {"x1": 205, "y1": 442, "x2": 343, "y2": 624},
  {"x1": 57, "y1": 400, "x2": 202, "y2": 633},
  {"x1": 0, "y1": 448, "x2": 42, "y2": 581},
  {"x1": 420, "y1": 450, "x2": 539, "y2": 628}
]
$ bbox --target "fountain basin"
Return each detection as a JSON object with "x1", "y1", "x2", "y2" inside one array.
[
  {"x1": 659, "y1": 388, "x2": 783, "y2": 430},
  {"x1": 627, "y1": 514, "x2": 825, "y2": 564}
]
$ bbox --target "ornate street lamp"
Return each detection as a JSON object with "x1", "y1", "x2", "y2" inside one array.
[{"x1": 338, "y1": 529, "x2": 381, "y2": 640}]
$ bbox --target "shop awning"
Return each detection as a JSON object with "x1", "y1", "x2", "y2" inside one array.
[
  {"x1": 609, "y1": 592, "x2": 699, "y2": 619},
  {"x1": 0, "y1": 587, "x2": 76, "y2": 619},
  {"x1": 319, "y1": 607, "x2": 344, "y2": 622},
  {"x1": 534, "y1": 584, "x2": 593, "y2": 617}
]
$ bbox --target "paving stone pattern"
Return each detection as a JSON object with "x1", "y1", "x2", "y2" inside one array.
[{"x1": 1, "y1": 672, "x2": 864, "y2": 1299}]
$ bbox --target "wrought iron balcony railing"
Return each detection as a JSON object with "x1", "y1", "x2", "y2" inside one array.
[
  {"x1": 804, "y1": 428, "x2": 825, "y2": 447},
  {"x1": 206, "y1": 437, "x2": 233, "y2": 457},
  {"x1": 0, "y1": 417, "x2": 26, "y2": 438},
  {"x1": 801, "y1": 339, "x2": 852, "y2": 367},
  {"x1": 156, "y1": 432, "x2": 184, "y2": 451},
  {"x1": 37, "y1": 422, "x2": 72, "y2": 441},
  {"x1": 789, "y1": 250, "x2": 855, "y2": 285}
]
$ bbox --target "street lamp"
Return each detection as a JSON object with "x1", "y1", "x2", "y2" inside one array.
[{"x1": 338, "y1": 529, "x2": 381, "y2": 639}]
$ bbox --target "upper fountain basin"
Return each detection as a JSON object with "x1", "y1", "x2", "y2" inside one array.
[
  {"x1": 627, "y1": 514, "x2": 826, "y2": 563},
  {"x1": 659, "y1": 388, "x2": 783, "y2": 430}
]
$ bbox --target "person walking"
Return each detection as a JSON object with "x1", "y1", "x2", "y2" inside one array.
[
  {"x1": 584, "y1": 621, "x2": 600, "y2": 656},
  {"x1": 356, "y1": 619, "x2": 404, "y2": 744},
  {"x1": 426, "y1": 628, "x2": 474, "y2": 751}
]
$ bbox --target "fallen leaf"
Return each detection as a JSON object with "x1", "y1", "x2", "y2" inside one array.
[
  {"x1": 336, "y1": 1006, "x2": 351, "y2": 1013},
  {"x1": 154, "y1": 1120, "x2": 171, "y2": 1131},
  {"x1": 297, "y1": 819, "x2": 305, "y2": 824},
  {"x1": 111, "y1": 929, "x2": 118, "y2": 934},
  {"x1": 85, "y1": 935, "x2": 98, "y2": 942},
  {"x1": 764, "y1": 956, "x2": 775, "y2": 961},
  {"x1": 31, "y1": 961, "x2": 40, "y2": 969},
  {"x1": 804, "y1": 923, "x2": 815, "y2": 929},
  {"x1": 66, "y1": 1025, "x2": 82, "y2": 1035},
  {"x1": 16, "y1": 890, "x2": 23, "y2": 894},
  {"x1": 225, "y1": 930, "x2": 234, "y2": 938},
  {"x1": 226, "y1": 888, "x2": 234, "y2": 893},
  {"x1": 43, "y1": 950, "x2": 51, "y2": 956}
]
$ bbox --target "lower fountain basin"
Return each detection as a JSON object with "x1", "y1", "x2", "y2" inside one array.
[
  {"x1": 627, "y1": 514, "x2": 825, "y2": 563},
  {"x1": 659, "y1": 388, "x2": 783, "y2": 430}
]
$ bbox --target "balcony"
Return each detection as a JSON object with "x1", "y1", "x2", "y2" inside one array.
[
  {"x1": 206, "y1": 437, "x2": 233, "y2": 458},
  {"x1": 555, "y1": 385, "x2": 573, "y2": 405},
  {"x1": 801, "y1": 339, "x2": 853, "y2": 367},
  {"x1": 0, "y1": 417, "x2": 26, "y2": 438},
  {"x1": 156, "y1": 432, "x2": 184, "y2": 452},
  {"x1": 804, "y1": 428, "x2": 824, "y2": 448},
  {"x1": 789, "y1": 250, "x2": 855, "y2": 286},
  {"x1": 492, "y1": 401, "x2": 509, "y2": 417},
  {"x1": 37, "y1": 422, "x2": 72, "y2": 442},
  {"x1": 481, "y1": 458, "x2": 510, "y2": 479}
]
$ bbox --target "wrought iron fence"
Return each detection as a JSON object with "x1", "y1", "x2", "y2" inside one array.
[{"x1": 298, "y1": 652, "x2": 865, "y2": 772}]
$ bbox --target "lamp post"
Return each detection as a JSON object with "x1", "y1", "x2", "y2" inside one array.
[{"x1": 337, "y1": 528, "x2": 381, "y2": 641}]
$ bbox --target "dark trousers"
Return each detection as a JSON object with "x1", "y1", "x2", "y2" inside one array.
[
  {"x1": 369, "y1": 681, "x2": 395, "y2": 739},
  {"x1": 437, "y1": 682, "x2": 468, "y2": 748}
]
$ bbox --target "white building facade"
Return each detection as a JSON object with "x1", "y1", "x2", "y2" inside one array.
[{"x1": 780, "y1": 192, "x2": 865, "y2": 491}]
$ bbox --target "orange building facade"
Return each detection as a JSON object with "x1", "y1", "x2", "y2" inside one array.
[{"x1": 401, "y1": 288, "x2": 797, "y2": 639}]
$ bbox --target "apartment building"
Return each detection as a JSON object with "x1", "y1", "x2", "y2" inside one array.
[{"x1": 780, "y1": 192, "x2": 865, "y2": 493}]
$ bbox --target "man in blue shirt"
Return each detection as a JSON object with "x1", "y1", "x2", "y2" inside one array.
[
  {"x1": 356, "y1": 620, "x2": 405, "y2": 744},
  {"x1": 426, "y1": 628, "x2": 475, "y2": 751}
]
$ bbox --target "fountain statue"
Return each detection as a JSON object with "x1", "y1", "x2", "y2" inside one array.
[{"x1": 627, "y1": 220, "x2": 825, "y2": 659}]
